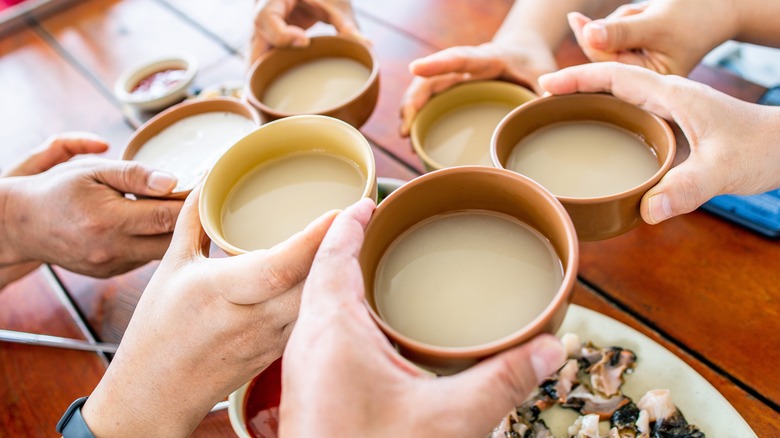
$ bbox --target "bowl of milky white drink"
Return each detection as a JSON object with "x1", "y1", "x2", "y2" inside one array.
[
  {"x1": 121, "y1": 97, "x2": 260, "y2": 199},
  {"x1": 359, "y1": 166, "x2": 578, "y2": 375},
  {"x1": 492, "y1": 93, "x2": 676, "y2": 241},
  {"x1": 199, "y1": 115, "x2": 376, "y2": 255},
  {"x1": 410, "y1": 80, "x2": 536, "y2": 172},
  {"x1": 245, "y1": 35, "x2": 379, "y2": 128}
]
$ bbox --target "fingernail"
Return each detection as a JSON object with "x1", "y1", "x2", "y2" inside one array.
[
  {"x1": 648, "y1": 193, "x2": 672, "y2": 224},
  {"x1": 292, "y1": 36, "x2": 309, "y2": 48},
  {"x1": 148, "y1": 171, "x2": 177, "y2": 193},
  {"x1": 530, "y1": 336, "x2": 565, "y2": 381},
  {"x1": 586, "y1": 22, "x2": 608, "y2": 46}
]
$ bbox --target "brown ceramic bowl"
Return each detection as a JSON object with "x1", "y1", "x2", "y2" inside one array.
[
  {"x1": 121, "y1": 97, "x2": 261, "y2": 199},
  {"x1": 359, "y1": 166, "x2": 578, "y2": 374},
  {"x1": 492, "y1": 93, "x2": 676, "y2": 241},
  {"x1": 410, "y1": 80, "x2": 536, "y2": 172},
  {"x1": 246, "y1": 35, "x2": 379, "y2": 128},
  {"x1": 199, "y1": 115, "x2": 377, "y2": 255}
]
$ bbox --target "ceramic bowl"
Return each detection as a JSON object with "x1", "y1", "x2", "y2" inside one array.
[
  {"x1": 491, "y1": 93, "x2": 676, "y2": 241},
  {"x1": 114, "y1": 54, "x2": 198, "y2": 112},
  {"x1": 120, "y1": 97, "x2": 260, "y2": 199},
  {"x1": 199, "y1": 115, "x2": 377, "y2": 255},
  {"x1": 245, "y1": 35, "x2": 379, "y2": 128},
  {"x1": 410, "y1": 80, "x2": 536, "y2": 172},
  {"x1": 228, "y1": 358, "x2": 282, "y2": 438},
  {"x1": 359, "y1": 166, "x2": 578, "y2": 374}
]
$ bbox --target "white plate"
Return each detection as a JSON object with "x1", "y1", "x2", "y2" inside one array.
[{"x1": 543, "y1": 304, "x2": 756, "y2": 437}]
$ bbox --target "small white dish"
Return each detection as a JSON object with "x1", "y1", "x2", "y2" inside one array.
[{"x1": 114, "y1": 54, "x2": 198, "y2": 112}]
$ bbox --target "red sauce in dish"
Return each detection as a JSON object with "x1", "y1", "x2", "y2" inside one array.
[
  {"x1": 244, "y1": 357, "x2": 283, "y2": 438},
  {"x1": 130, "y1": 68, "x2": 187, "y2": 100}
]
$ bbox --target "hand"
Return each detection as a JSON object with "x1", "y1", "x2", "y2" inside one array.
[
  {"x1": 1, "y1": 132, "x2": 108, "y2": 178},
  {"x1": 249, "y1": 0, "x2": 366, "y2": 66},
  {"x1": 0, "y1": 132, "x2": 109, "y2": 290},
  {"x1": 539, "y1": 62, "x2": 780, "y2": 224},
  {"x1": 279, "y1": 198, "x2": 565, "y2": 437},
  {"x1": 567, "y1": 0, "x2": 738, "y2": 76},
  {"x1": 0, "y1": 158, "x2": 183, "y2": 277},
  {"x1": 400, "y1": 40, "x2": 555, "y2": 136},
  {"x1": 81, "y1": 186, "x2": 338, "y2": 436}
]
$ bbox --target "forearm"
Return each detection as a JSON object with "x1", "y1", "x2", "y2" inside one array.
[
  {"x1": 0, "y1": 178, "x2": 28, "y2": 267},
  {"x1": 493, "y1": 0, "x2": 624, "y2": 50},
  {"x1": 733, "y1": 0, "x2": 780, "y2": 47},
  {"x1": 81, "y1": 354, "x2": 215, "y2": 437}
]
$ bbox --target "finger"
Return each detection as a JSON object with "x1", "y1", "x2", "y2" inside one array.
[
  {"x1": 605, "y1": 1, "x2": 649, "y2": 20},
  {"x1": 311, "y1": 0, "x2": 369, "y2": 46},
  {"x1": 115, "y1": 197, "x2": 183, "y2": 237},
  {"x1": 165, "y1": 185, "x2": 209, "y2": 261},
  {"x1": 567, "y1": 12, "x2": 616, "y2": 64},
  {"x1": 436, "y1": 335, "x2": 565, "y2": 434},
  {"x1": 399, "y1": 73, "x2": 470, "y2": 137},
  {"x1": 409, "y1": 47, "x2": 498, "y2": 78},
  {"x1": 257, "y1": 0, "x2": 310, "y2": 48},
  {"x1": 0, "y1": 261, "x2": 42, "y2": 290},
  {"x1": 3, "y1": 132, "x2": 109, "y2": 177},
  {"x1": 125, "y1": 233, "x2": 176, "y2": 264},
  {"x1": 300, "y1": 198, "x2": 375, "y2": 312},
  {"x1": 538, "y1": 62, "x2": 683, "y2": 120},
  {"x1": 220, "y1": 208, "x2": 340, "y2": 305},
  {"x1": 582, "y1": 13, "x2": 658, "y2": 52},
  {"x1": 641, "y1": 156, "x2": 722, "y2": 224},
  {"x1": 91, "y1": 160, "x2": 178, "y2": 197}
]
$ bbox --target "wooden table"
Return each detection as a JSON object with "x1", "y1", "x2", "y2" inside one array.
[{"x1": 1, "y1": 0, "x2": 778, "y2": 435}]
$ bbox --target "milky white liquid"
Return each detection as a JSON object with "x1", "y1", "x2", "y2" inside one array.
[
  {"x1": 507, "y1": 121, "x2": 659, "y2": 198},
  {"x1": 424, "y1": 103, "x2": 515, "y2": 167},
  {"x1": 262, "y1": 57, "x2": 371, "y2": 113},
  {"x1": 221, "y1": 152, "x2": 365, "y2": 251},
  {"x1": 132, "y1": 112, "x2": 256, "y2": 192},
  {"x1": 375, "y1": 211, "x2": 563, "y2": 348}
]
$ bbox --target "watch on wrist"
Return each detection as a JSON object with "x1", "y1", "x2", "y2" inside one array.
[{"x1": 56, "y1": 396, "x2": 95, "y2": 438}]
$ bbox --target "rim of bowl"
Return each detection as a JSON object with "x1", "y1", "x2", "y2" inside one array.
[
  {"x1": 490, "y1": 93, "x2": 677, "y2": 204},
  {"x1": 199, "y1": 114, "x2": 377, "y2": 255},
  {"x1": 364, "y1": 166, "x2": 579, "y2": 358},
  {"x1": 227, "y1": 382, "x2": 251, "y2": 438},
  {"x1": 245, "y1": 35, "x2": 380, "y2": 117},
  {"x1": 119, "y1": 97, "x2": 261, "y2": 198},
  {"x1": 410, "y1": 80, "x2": 537, "y2": 171},
  {"x1": 114, "y1": 54, "x2": 199, "y2": 106}
]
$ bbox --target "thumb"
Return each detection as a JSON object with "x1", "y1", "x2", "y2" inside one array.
[
  {"x1": 582, "y1": 15, "x2": 656, "y2": 52},
  {"x1": 92, "y1": 161, "x2": 178, "y2": 197},
  {"x1": 222, "y1": 209, "x2": 340, "y2": 305},
  {"x1": 438, "y1": 335, "x2": 565, "y2": 434},
  {"x1": 641, "y1": 156, "x2": 721, "y2": 224}
]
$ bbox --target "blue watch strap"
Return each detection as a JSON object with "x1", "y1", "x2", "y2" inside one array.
[{"x1": 56, "y1": 396, "x2": 95, "y2": 438}]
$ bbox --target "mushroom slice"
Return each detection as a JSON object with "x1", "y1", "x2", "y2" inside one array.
[
  {"x1": 588, "y1": 347, "x2": 636, "y2": 397},
  {"x1": 563, "y1": 385, "x2": 631, "y2": 420},
  {"x1": 637, "y1": 390, "x2": 705, "y2": 437},
  {"x1": 567, "y1": 414, "x2": 601, "y2": 438},
  {"x1": 540, "y1": 359, "x2": 580, "y2": 403}
]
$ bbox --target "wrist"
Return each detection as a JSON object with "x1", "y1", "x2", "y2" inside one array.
[
  {"x1": 82, "y1": 355, "x2": 216, "y2": 437},
  {"x1": 0, "y1": 177, "x2": 29, "y2": 266}
]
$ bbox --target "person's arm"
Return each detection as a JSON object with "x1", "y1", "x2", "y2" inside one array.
[
  {"x1": 0, "y1": 159, "x2": 181, "y2": 277},
  {"x1": 734, "y1": 1, "x2": 780, "y2": 47},
  {"x1": 568, "y1": 0, "x2": 780, "y2": 76},
  {"x1": 279, "y1": 199, "x2": 565, "y2": 437},
  {"x1": 493, "y1": 0, "x2": 622, "y2": 54},
  {"x1": 79, "y1": 187, "x2": 338, "y2": 436},
  {"x1": 399, "y1": 0, "x2": 625, "y2": 136},
  {"x1": 539, "y1": 62, "x2": 780, "y2": 224}
]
